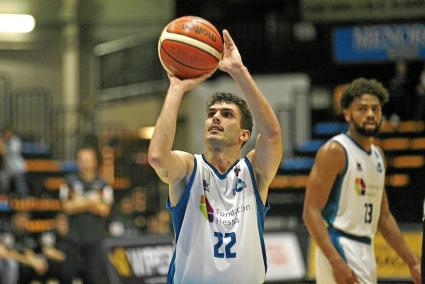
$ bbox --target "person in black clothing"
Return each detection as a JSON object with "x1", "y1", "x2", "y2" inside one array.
[
  {"x1": 60, "y1": 146, "x2": 114, "y2": 284},
  {"x1": 38, "y1": 213, "x2": 73, "y2": 283},
  {"x1": 5, "y1": 212, "x2": 48, "y2": 284}
]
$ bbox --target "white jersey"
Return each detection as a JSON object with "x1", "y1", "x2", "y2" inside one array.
[
  {"x1": 323, "y1": 134, "x2": 385, "y2": 238},
  {"x1": 167, "y1": 154, "x2": 269, "y2": 284}
]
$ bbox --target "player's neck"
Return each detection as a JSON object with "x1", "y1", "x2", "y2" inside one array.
[
  {"x1": 347, "y1": 130, "x2": 374, "y2": 151},
  {"x1": 204, "y1": 148, "x2": 241, "y2": 173},
  {"x1": 79, "y1": 170, "x2": 97, "y2": 182}
]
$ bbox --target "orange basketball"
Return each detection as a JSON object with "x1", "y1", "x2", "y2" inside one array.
[{"x1": 158, "y1": 16, "x2": 223, "y2": 79}]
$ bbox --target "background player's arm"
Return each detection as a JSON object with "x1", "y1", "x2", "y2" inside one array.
[
  {"x1": 378, "y1": 190, "x2": 421, "y2": 284},
  {"x1": 60, "y1": 184, "x2": 93, "y2": 215},
  {"x1": 219, "y1": 29, "x2": 282, "y2": 203},
  {"x1": 303, "y1": 141, "x2": 359, "y2": 284},
  {"x1": 148, "y1": 73, "x2": 210, "y2": 205},
  {"x1": 60, "y1": 184, "x2": 111, "y2": 216}
]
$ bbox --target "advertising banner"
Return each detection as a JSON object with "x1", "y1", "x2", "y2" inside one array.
[
  {"x1": 333, "y1": 24, "x2": 425, "y2": 63},
  {"x1": 104, "y1": 235, "x2": 174, "y2": 284}
]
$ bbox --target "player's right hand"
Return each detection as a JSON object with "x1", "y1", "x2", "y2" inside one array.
[
  {"x1": 167, "y1": 72, "x2": 211, "y2": 94},
  {"x1": 330, "y1": 258, "x2": 360, "y2": 284}
]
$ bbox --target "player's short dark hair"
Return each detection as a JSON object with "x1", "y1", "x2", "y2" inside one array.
[
  {"x1": 207, "y1": 92, "x2": 253, "y2": 133},
  {"x1": 341, "y1": 78, "x2": 389, "y2": 109}
]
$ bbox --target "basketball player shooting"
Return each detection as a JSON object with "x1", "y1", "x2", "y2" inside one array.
[{"x1": 148, "y1": 29, "x2": 282, "y2": 283}]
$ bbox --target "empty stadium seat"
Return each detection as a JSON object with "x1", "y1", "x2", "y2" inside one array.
[
  {"x1": 380, "y1": 138, "x2": 410, "y2": 151},
  {"x1": 410, "y1": 137, "x2": 425, "y2": 150},
  {"x1": 280, "y1": 157, "x2": 315, "y2": 171},
  {"x1": 313, "y1": 121, "x2": 348, "y2": 136},
  {"x1": 398, "y1": 120, "x2": 425, "y2": 133},
  {"x1": 270, "y1": 175, "x2": 309, "y2": 189},
  {"x1": 297, "y1": 139, "x2": 326, "y2": 155},
  {"x1": 391, "y1": 155, "x2": 425, "y2": 169}
]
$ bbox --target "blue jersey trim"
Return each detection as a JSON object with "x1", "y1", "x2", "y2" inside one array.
[
  {"x1": 328, "y1": 226, "x2": 371, "y2": 245},
  {"x1": 201, "y1": 154, "x2": 239, "y2": 180},
  {"x1": 245, "y1": 157, "x2": 269, "y2": 273},
  {"x1": 322, "y1": 140, "x2": 348, "y2": 225},
  {"x1": 166, "y1": 156, "x2": 197, "y2": 284},
  {"x1": 328, "y1": 228, "x2": 347, "y2": 261},
  {"x1": 167, "y1": 252, "x2": 176, "y2": 284}
]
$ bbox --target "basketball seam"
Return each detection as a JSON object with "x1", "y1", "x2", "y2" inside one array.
[
  {"x1": 169, "y1": 18, "x2": 222, "y2": 45},
  {"x1": 160, "y1": 31, "x2": 222, "y2": 60},
  {"x1": 160, "y1": 44, "x2": 216, "y2": 71}
]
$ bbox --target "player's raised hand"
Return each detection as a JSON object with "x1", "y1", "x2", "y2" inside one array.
[
  {"x1": 167, "y1": 72, "x2": 211, "y2": 95},
  {"x1": 219, "y1": 29, "x2": 244, "y2": 75}
]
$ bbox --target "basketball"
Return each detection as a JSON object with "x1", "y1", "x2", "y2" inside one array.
[{"x1": 158, "y1": 16, "x2": 223, "y2": 79}]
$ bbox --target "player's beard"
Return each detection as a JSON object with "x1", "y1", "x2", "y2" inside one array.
[{"x1": 354, "y1": 118, "x2": 382, "y2": 137}]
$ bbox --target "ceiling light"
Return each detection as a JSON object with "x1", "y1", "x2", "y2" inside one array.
[
  {"x1": 0, "y1": 14, "x2": 35, "y2": 33},
  {"x1": 138, "y1": 127, "x2": 155, "y2": 140}
]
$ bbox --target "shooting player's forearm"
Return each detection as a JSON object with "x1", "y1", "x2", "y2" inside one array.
[
  {"x1": 232, "y1": 66, "x2": 281, "y2": 140},
  {"x1": 148, "y1": 87, "x2": 184, "y2": 167}
]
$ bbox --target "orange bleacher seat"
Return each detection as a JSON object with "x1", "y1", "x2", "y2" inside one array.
[
  {"x1": 391, "y1": 155, "x2": 425, "y2": 168},
  {"x1": 385, "y1": 174, "x2": 410, "y2": 187},
  {"x1": 10, "y1": 198, "x2": 61, "y2": 211},
  {"x1": 25, "y1": 219, "x2": 56, "y2": 233},
  {"x1": 113, "y1": 177, "x2": 131, "y2": 190},
  {"x1": 44, "y1": 177, "x2": 65, "y2": 191},
  {"x1": 26, "y1": 159, "x2": 60, "y2": 172},
  {"x1": 45, "y1": 177, "x2": 130, "y2": 190},
  {"x1": 270, "y1": 175, "x2": 308, "y2": 189},
  {"x1": 379, "y1": 120, "x2": 397, "y2": 133},
  {"x1": 380, "y1": 138, "x2": 410, "y2": 151},
  {"x1": 411, "y1": 137, "x2": 425, "y2": 150},
  {"x1": 398, "y1": 120, "x2": 425, "y2": 133}
]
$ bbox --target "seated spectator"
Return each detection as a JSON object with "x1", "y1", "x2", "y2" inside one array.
[
  {"x1": 0, "y1": 239, "x2": 19, "y2": 284},
  {"x1": 109, "y1": 195, "x2": 140, "y2": 237},
  {"x1": 39, "y1": 213, "x2": 74, "y2": 283},
  {"x1": 385, "y1": 60, "x2": 413, "y2": 121},
  {"x1": 0, "y1": 127, "x2": 29, "y2": 197},
  {"x1": 415, "y1": 62, "x2": 425, "y2": 121},
  {"x1": 3, "y1": 212, "x2": 48, "y2": 284}
]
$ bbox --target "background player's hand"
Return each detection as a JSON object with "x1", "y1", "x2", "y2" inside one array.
[
  {"x1": 218, "y1": 29, "x2": 244, "y2": 76},
  {"x1": 167, "y1": 72, "x2": 211, "y2": 95},
  {"x1": 409, "y1": 262, "x2": 421, "y2": 284},
  {"x1": 330, "y1": 258, "x2": 360, "y2": 284}
]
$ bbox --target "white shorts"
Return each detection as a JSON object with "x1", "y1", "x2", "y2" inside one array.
[{"x1": 316, "y1": 229, "x2": 377, "y2": 284}]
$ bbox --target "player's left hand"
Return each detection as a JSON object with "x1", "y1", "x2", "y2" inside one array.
[
  {"x1": 409, "y1": 262, "x2": 421, "y2": 284},
  {"x1": 218, "y1": 29, "x2": 244, "y2": 75}
]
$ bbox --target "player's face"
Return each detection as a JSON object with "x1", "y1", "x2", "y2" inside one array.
[
  {"x1": 204, "y1": 102, "x2": 248, "y2": 147},
  {"x1": 77, "y1": 149, "x2": 98, "y2": 173},
  {"x1": 345, "y1": 94, "x2": 382, "y2": 137}
]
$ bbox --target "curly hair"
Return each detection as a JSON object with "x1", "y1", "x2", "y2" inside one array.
[
  {"x1": 341, "y1": 78, "x2": 389, "y2": 109},
  {"x1": 207, "y1": 92, "x2": 253, "y2": 133}
]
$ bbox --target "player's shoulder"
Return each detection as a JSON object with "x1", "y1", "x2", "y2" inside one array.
[
  {"x1": 318, "y1": 139, "x2": 346, "y2": 157},
  {"x1": 314, "y1": 139, "x2": 346, "y2": 170},
  {"x1": 174, "y1": 150, "x2": 196, "y2": 173}
]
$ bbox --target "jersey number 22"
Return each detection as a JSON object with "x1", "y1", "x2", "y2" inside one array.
[{"x1": 214, "y1": 232, "x2": 236, "y2": 258}]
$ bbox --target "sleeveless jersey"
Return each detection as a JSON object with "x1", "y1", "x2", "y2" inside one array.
[
  {"x1": 322, "y1": 134, "x2": 385, "y2": 238},
  {"x1": 167, "y1": 154, "x2": 269, "y2": 284}
]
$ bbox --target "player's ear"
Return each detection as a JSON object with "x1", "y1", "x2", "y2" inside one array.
[
  {"x1": 343, "y1": 108, "x2": 351, "y2": 122},
  {"x1": 240, "y1": 129, "x2": 250, "y2": 144}
]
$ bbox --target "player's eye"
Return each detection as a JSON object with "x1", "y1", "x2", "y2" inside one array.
[{"x1": 222, "y1": 111, "x2": 233, "y2": 118}]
